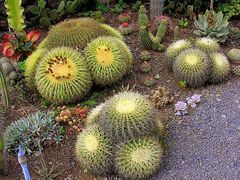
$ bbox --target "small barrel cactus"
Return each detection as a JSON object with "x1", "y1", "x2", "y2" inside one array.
[
  {"x1": 227, "y1": 49, "x2": 240, "y2": 64},
  {"x1": 118, "y1": 23, "x2": 133, "y2": 35},
  {"x1": 0, "y1": 57, "x2": 19, "y2": 85},
  {"x1": 140, "y1": 51, "x2": 151, "y2": 61},
  {"x1": 232, "y1": 66, "x2": 240, "y2": 76}
]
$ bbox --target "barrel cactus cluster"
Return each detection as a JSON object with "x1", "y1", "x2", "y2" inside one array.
[
  {"x1": 166, "y1": 37, "x2": 230, "y2": 87},
  {"x1": 0, "y1": 57, "x2": 19, "y2": 85},
  {"x1": 24, "y1": 18, "x2": 132, "y2": 104},
  {"x1": 75, "y1": 91, "x2": 165, "y2": 179}
]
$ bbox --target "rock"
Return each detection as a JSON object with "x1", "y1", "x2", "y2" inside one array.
[
  {"x1": 9, "y1": 71, "x2": 17, "y2": 80},
  {"x1": 154, "y1": 74, "x2": 160, "y2": 79},
  {"x1": 143, "y1": 76, "x2": 155, "y2": 87},
  {"x1": 140, "y1": 62, "x2": 151, "y2": 73},
  {"x1": 1, "y1": 62, "x2": 13, "y2": 75},
  {"x1": 227, "y1": 49, "x2": 240, "y2": 64},
  {"x1": 0, "y1": 57, "x2": 10, "y2": 64}
]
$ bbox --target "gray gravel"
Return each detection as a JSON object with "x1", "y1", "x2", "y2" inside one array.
[{"x1": 153, "y1": 79, "x2": 240, "y2": 180}]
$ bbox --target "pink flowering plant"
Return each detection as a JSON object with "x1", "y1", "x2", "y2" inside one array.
[{"x1": 175, "y1": 94, "x2": 202, "y2": 116}]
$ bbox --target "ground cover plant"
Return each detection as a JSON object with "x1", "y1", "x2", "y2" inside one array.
[{"x1": 0, "y1": 0, "x2": 240, "y2": 179}]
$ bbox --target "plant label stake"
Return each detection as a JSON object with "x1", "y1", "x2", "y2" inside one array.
[{"x1": 18, "y1": 145, "x2": 31, "y2": 180}]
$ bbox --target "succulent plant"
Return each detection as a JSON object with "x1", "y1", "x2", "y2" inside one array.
[
  {"x1": 232, "y1": 66, "x2": 240, "y2": 76},
  {"x1": 138, "y1": 5, "x2": 149, "y2": 27},
  {"x1": 85, "y1": 37, "x2": 131, "y2": 86},
  {"x1": 156, "y1": 19, "x2": 168, "y2": 42},
  {"x1": 35, "y1": 47, "x2": 92, "y2": 104},
  {"x1": 5, "y1": 0, "x2": 26, "y2": 32},
  {"x1": 229, "y1": 27, "x2": 240, "y2": 39},
  {"x1": 99, "y1": 91, "x2": 156, "y2": 143},
  {"x1": 0, "y1": 57, "x2": 19, "y2": 85},
  {"x1": 173, "y1": 26, "x2": 180, "y2": 41},
  {"x1": 93, "y1": 11, "x2": 105, "y2": 23},
  {"x1": 140, "y1": 62, "x2": 151, "y2": 73},
  {"x1": 227, "y1": 49, "x2": 240, "y2": 64},
  {"x1": 115, "y1": 137, "x2": 163, "y2": 179},
  {"x1": 118, "y1": 25, "x2": 134, "y2": 35},
  {"x1": 45, "y1": 18, "x2": 121, "y2": 50},
  {"x1": 173, "y1": 48, "x2": 211, "y2": 87},
  {"x1": 37, "y1": 38, "x2": 48, "y2": 49},
  {"x1": 148, "y1": 86, "x2": 174, "y2": 109},
  {"x1": 118, "y1": 13, "x2": 131, "y2": 23},
  {"x1": 140, "y1": 51, "x2": 151, "y2": 61},
  {"x1": 24, "y1": 49, "x2": 46, "y2": 89},
  {"x1": 75, "y1": 125, "x2": 113, "y2": 175},
  {"x1": 195, "y1": 37, "x2": 220, "y2": 53},
  {"x1": 193, "y1": 10, "x2": 229, "y2": 43},
  {"x1": 165, "y1": 39, "x2": 192, "y2": 67},
  {"x1": 209, "y1": 52, "x2": 230, "y2": 83},
  {"x1": 4, "y1": 111, "x2": 64, "y2": 154},
  {"x1": 86, "y1": 103, "x2": 105, "y2": 126},
  {"x1": 143, "y1": 76, "x2": 156, "y2": 87}
]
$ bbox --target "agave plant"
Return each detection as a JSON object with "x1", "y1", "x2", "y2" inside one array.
[{"x1": 193, "y1": 10, "x2": 229, "y2": 43}]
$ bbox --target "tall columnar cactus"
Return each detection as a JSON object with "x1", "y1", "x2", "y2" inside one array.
[
  {"x1": 150, "y1": 0, "x2": 165, "y2": 20},
  {"x1": 0, "y1": 66, "x2": 10, "y2": 175},
  {"x1": 138, "y1": 5, "x2": 149, "y2": 27},
  {"x1": 4, "y1": 0, "x2": 26, "y2": 32}
]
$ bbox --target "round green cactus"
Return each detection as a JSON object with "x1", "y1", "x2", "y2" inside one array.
[
  {"x1": 24, "y1": 49, "x2": 46, "y2": 89},
  {"x1": 99, "y1": 91, "x2": 156, "y2": 143},
  {"x1": 85, "y1": 37, "x2": 132, "y2": 86},
  {"x1": 35, "y1": 47, "x2": 92, "y2": 104},
  {"x1": 115, "y1": 137, "x2": 163, "y2": 179},
  {"x1": 209, "y1": 52, "x2": 230, "y2": 83},
  {"x1": 75, "y1": 125, "x2": 113, "y2": 175},
  {"x1": 45, "y1": 18, "x2": 120, "y2": 50},
  {"x1": 166, "y1": 39, "x2": 192, "y2": 60},
  {"x1": 86, "y1": 103, "x2": 105, "y2": 126},
  {"x1": 227, "y1": 49, "x2": 240, "y2": 64},
  {"x1": 173, "y1": 48, "x2": 211, "y2": 87},
  {"x1": 195, "y1": 37, "x2": 220, "y2": 53}
]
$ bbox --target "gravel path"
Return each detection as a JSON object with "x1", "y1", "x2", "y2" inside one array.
[{"x1": 153, "y1": 78, "x2": 240, "y2": 180}]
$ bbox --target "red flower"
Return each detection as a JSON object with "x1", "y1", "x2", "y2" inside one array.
[
  {"x1": 121, "y1": 22, "x2": 129, "y2": 28},
  {"x1": 3, "y1": 32, "x2": 15, "y2": 40},
  {"x1": 26, "y1": 30, "x2": 40, "y2": 42},
  {"x1": 1, "y1": 41, "x2": 14, "y2": 57}
]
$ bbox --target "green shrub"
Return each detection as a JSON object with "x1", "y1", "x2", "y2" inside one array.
[
  {"x1": 4, "y1": 111, "x2": 65, "y2": 154},
  {"x1": 217, "y1": 0, "x2": 240, "y2": 19}
]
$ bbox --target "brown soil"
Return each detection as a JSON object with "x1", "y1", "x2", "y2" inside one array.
[{"x1": 1, "y1": 11, "x2": 240, "y2": 180}]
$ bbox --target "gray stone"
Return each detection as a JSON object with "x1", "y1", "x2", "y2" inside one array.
[
  {"x1": 0, "y1": 57, "x2": 10, "y2": 64},
  {"x1": 1, "y1": 62, "x2": 13, "y2": 75},
  {"x1": 8, "y1": 71, "x2": 17, "y2": 80}
]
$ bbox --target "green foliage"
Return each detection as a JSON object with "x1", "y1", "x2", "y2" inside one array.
[
  {"x1": 80, "y1": 91, "x2": 101, "y2": 107},
  {"x1": 66, "y1": 0, "x2": 89, "y2": 14},
  {"x1": 4, "y1": 0, "x2": 26, "y2": 32},
  {"x1": 217, "y1": 0, "x2": 240, "y2": 19},
  {"x1": 178, "y1": 18, "x2": 189, "y2": 28},
  {"x1": 75, "y1": 125, "x2": 113, "y2": 175},
  {"x1": 4, "y1": 111, "x2": 65, "y2": 154},
  {"x1": 132, "y1": 0, "x2": 141, "y2": 12},
  {"x1": 96, "y1": 0, "x2": 110, "y2": 13},
  {"x1": 115, "y1": 137, "x2": 163, "y2": 179},
  {"x1": 85, "y1": 37, "x2": 132, "y2": 86},
  {"x1": 111, "y1": 0, "x2": 127, "y2": 13},
  {"x1": 193, "y1": 10, "x2": 229, "y2": 43},
  {"x1": 17, "y1": 61, "x2": 26, "y2": 72},
  {"x1": 35, "y1": 47, "x2": 92, "y2": 104},
  {"x1": 229, "y1": 27, "x2": 240, "y2": 39},
  {"x1": 27, "y1": 0, "x2": 64, "y2": 28},
  {"x1": 99, "y1": 91, "x2": 157, "y2": 142}
]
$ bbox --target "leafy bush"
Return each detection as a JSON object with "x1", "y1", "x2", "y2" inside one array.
[
  {"x1": 4, "y1": 111, "x2": 65, "y2": 154},
  {"x1": 217, "y1": 0, "x2": 240, "y2": 19}
]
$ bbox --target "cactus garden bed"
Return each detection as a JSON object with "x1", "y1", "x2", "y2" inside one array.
[{"x1": 1, "y1": 5, "x2": 240, "y2": 180}]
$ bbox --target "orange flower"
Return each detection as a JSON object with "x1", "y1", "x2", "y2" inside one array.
[
  {"x1": 1, "y1": 41, "x2": 14, "y2": 57},
  {"x1": 26, "y1": 30, "x2": 40, "y2": 42}
]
